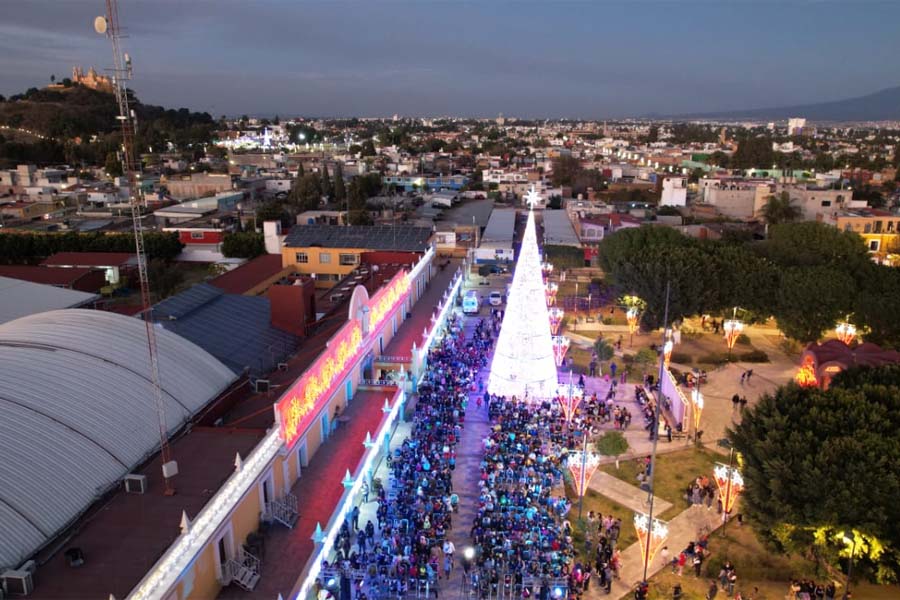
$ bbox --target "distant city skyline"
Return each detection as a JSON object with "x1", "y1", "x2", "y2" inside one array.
[{"x1": 2, "y1": 0, "x2": 899, "y2": 119}]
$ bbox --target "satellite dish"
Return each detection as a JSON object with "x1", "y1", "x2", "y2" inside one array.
[{"x1": 94, "y1": 16, "x2": 107, "y2": 34}]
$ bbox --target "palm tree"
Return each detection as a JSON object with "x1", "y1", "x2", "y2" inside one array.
[{"x1": 760, "y1": 191, "x2": 802, "y2": 224}]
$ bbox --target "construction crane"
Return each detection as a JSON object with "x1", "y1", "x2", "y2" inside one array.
[{"x1": 95, "y1": 0, "x2": 177, "y2": 495}]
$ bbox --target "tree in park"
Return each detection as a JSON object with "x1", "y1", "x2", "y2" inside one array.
[
  {"x1": 759, "y1": 191, "x2": 802, "y2": 225},
  {"x1": 759, "y1": 221, "x2": 870, "y2": 271},
  {"x1": 854, "y1": 265, "x2": 900, "y2": 349},
  {"x1": 333, "y1": 163, "x2": 346, "y2": 204},
  {"x1": 593, "y1": 338, "x2": 614, "y2": 361},
  {"x1": 774, "y1": 266, "x2": 856, "y2": 342},
  {"x1": 595, "y1": 431, "x2": 630, "y2": 470},
  {"x1": 729, "y1": 367, "x2": 900, "y2": 582}
]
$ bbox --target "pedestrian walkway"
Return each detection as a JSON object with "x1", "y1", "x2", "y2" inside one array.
[
  {"x1": 585, "y1": 505, "x2": 724, "y2": 599},
  {"x1": 441, "y1": 316, "x2": 496, "y2": 599},
  {"x1": 588, "y1": 472, "x2": 673, "y2": 515}
]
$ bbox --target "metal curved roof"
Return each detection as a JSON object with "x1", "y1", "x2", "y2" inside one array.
[{"x1": 0, "y1": 309, "x2": 236, "y2": 570}]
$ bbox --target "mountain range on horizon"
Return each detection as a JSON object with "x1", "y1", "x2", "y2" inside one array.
[{"x1": 671, "y1": 84, "x2": 900, "y2": 123}]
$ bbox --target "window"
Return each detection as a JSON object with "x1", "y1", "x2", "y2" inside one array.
[
  {"x1": 888, "y1": 221, "x2": 895, "y2": 233},
  {"x1": 339, "y1": 253, "x2": 358, "y2": 266},
  {"x1": 319, "y1": 252, "x2": 331, "y2": 263},
  {"x1": 870, "y1": 240, "x2": 880, "y2": 251},
  {"x1": 190, "y1": 231, "x2": 205, "y2": 240},
  {"x1": 820, "y1": 200, "x2": 831, "y2": 207},
  {"x1": 295, "y1": 252, "x2": 309, "y2": 264},
  {"x1": 864, "y1": 224, "x2": 872, "y2": 233},
  {"x1": 875, "y1": 221, "x2": 883, "y2": 233}
]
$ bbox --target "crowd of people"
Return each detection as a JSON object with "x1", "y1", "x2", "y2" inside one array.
[{"x1": 320, "y1": 312, "x2": 493, "y2": 599}]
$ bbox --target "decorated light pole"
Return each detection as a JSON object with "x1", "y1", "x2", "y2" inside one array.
[
  {"x1": 690, "y1": 387, "x2": 704, "y2": 441},
  {"x1": 663, "y1": 328, "x2": 674, "y2": 368},
  {"x1": 626, "y1": 307, "x2": 639, "y2": 347},
  {"x1": 556, "y1": 373, "x2": 584, "y2": 424},
  {"x1": 548, "y1": 307, "x2": 565, "y2": 336},
  {"x1": 567, "y1": 444, "x2": 600, "y2": 519},
  {"x1": 723, "y1": 307, "x2": 744, "y2": 358},
  {"x1": 552, "y1": 335, "x2": 571, "y2": 367},
  {"x1": 835, "y1": 320, "x2": 856, "y2": 345},
  {"x1": 541, "y1": 260, "x2": 553, "y2": 282},
  {"x1": 713, "y1": 441, "x2": 742, "y2": 535},
  {"x1": 545, "y1": 281, "x2": 559, "y2": 307},
  {"x1": 635, "y1": 512, "x2": 669, "y2": 575}
]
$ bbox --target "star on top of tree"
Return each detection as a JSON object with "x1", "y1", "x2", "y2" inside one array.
[{"x1": 525, "y1": 186, "x2": 541, "y2": 210}]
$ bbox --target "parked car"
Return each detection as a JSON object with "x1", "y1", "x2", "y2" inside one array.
[{"x1": 489, "y1": 291, "x2": 503, "y2": 306}]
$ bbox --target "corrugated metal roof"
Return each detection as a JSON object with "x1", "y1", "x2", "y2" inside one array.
[
  {"x1": 542, "y1": 210, "x2": 581, "y2": 247},
  {"x1": 283, "y1": 225, "x2": 432, "y2": 252},
  {"x1": 0, "y1": 276, "x2": 99, "y2": 324},
  {"x1": 156, "y1": 285, "x2": 298, "y2": 375},
  {"x1": 0, "y1": 309, "x2": 236, "y2": 570},
  {"x1": 481, "y1": 208, "x2": 517, "y2": 249}
]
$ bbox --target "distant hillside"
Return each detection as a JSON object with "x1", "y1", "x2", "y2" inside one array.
[
  {"x1": 677, "y1": 85, "x2": 900, "y2": 122},
  {"x1": 0, "y1": 84, "x2": 214, "y2": 141}
]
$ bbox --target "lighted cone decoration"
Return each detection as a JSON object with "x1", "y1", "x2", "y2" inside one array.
[
  {"x1": 634, "y1": 512, "x2": 669, "y2": 567},
  {"x1": 548, "y1": 307, "x2": 565, "y2": 335},
  {"x1": 545, "y1": 282, "x2": 558, "y2": 307},
  {"x1": 713, "y1": 463, "x2": 744, "y2": 514},
  {"x1": 567, "y1": 450, "x2": 601, "y2": 497},
  {"x1": 552, "y1": 335, "x2": 570, "y2": 367},
  {"x1": 723, "y1": 319, "x2": 744, "y2": 350}
]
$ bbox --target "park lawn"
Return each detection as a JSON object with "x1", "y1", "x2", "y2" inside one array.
[
  {"x1": 645, "y1": 520, "x2": 900, "y2": 600},
  {"x1": 599, "y1": 448, "x2": 720, "y2": 520},
  {"x1": 564, "y1": 482, "x2": 637, "y2": 563}
]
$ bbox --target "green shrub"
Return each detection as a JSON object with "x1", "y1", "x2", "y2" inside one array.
[
  {"x1": 669, "y1": 351, "x2": 692, "y2": 365},
  {"x1": 622, "y1": 353, "x2": 635, "y2": 365},
  {"x1": 740, "y1": 349, "x2": 770, "y2": 362},
  {"x1": 601, "y1": 317, "x2": 613, "y2": 325},
  {"x1": 736, "y1": 333, "x2": 752, "y2": 345},
  {"x1": 698, "y1": 352, "x2": 736, "y2": 366}
]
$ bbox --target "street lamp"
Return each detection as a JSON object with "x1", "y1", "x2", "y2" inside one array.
[
  {"x1": 663, "y1": 328, "x2": 673, "y2": 368},
  {"x1": 691, "y1": 387, "x2": 704, "y2": 442},
  {"x1": 552, "y1": 335, "x2": 571, "y2": 367},
  {"x1": 714, "y1": 439, "x2": 742, "y2": 536},
  {"x1": 556, "y1": 372, "x2": 583, "y2": 424},
  {"x1": 545, "y1": 282, "x2": 558, "y2": 307}
]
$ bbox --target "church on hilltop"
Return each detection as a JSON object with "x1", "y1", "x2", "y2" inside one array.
[{"x1": 71, "y1": 66, "x2": 113, "y2": 93}]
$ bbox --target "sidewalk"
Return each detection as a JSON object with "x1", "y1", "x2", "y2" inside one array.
[{"x1": 589, "y1": 472, "x2": 672, "y2": 515}]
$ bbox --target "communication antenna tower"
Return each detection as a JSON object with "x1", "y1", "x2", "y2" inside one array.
[{"x1": 96, "y1": 0, "x2": 177, "y2": 495}]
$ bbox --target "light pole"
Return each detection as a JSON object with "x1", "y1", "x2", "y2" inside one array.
[
  {"x1": 715, "y1": 439, "x2": 741, "y2": 537},
  {"x1": 723, "y1": 306, "x2": 744, "y2": 359},
  {"x1": 642, "y1": 281, "x2": 670, "y2": 583}
]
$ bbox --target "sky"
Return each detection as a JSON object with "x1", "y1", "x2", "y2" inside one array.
[{"x1": 2, "y1": 0, "x2": 899, "y2": 119}]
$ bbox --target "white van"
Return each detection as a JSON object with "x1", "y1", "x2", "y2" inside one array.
[{"x1": 463, "y1": 290, "x2": 480, "y2": 314}]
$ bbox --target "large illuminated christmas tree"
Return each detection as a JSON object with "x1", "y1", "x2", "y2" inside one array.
[{"x1": 488, "y1": 187, "x2": 559, "y2": 399}]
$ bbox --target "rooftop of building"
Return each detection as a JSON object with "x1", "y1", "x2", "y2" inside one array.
[
  {"x1": 283, "y1": 224, "x2": 432, "y2": 252},
  {"x1": 209, "y1": 255, "x2": 287, "y2": 295},
  {"x1": 41, "y1": 251, "x2": 137, "y2": 268},
  {"x1": 0, "y1": 276, "x2": 99, "y2": 324},
  {"x1": 0, "y1": 264, "x2": 99, "y2": 287},
  {"x1": 154, "y1": 283, "x2": 300, "y2": 376},
  {"x1": 0, "y1": 309, "x2": 237, "y2": 574}
]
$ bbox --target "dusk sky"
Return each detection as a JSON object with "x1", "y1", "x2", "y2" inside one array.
[{"x1": 2, "y1": 1, "x2": 899, "y2": 118}]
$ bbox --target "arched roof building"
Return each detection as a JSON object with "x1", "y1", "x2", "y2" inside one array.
[{"x1": 0, "y1": 309, "x2": 236, "y2": 570}]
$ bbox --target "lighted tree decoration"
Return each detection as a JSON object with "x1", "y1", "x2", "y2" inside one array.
[
  {"x1": 713, "y1": 462, "x2": 744, "y2": 513},
  {"x1": 487, "y1": 187, "x2": 560, "y2": 399},
  {"x1": 567, "y1": 449, "x2": 601, "y2": 498},
  {"x1": 548, "y1": 307, "x2": 565, "y2": 335},
  {"x1": 794, "y1": 358, "x2": 818, "y2": 387},
  {"x1": 545, "y1": 281, "x2": 559, "y2": 307},
  {"x1": 835, "y1": 321, "x2": 856, "y2": 345},
  {"x1": 634, "y1": 512, "x2": 669, "y2": 570},
  {"x1": 552, "y1": 335, "x2": 571, "y2": 367}
]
